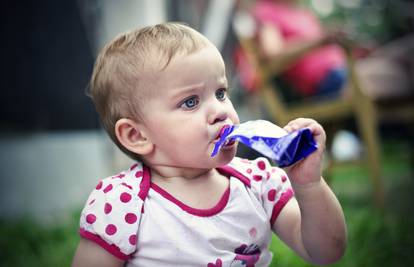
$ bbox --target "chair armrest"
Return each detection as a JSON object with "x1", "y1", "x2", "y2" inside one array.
[{"x1": 262, "y1": 35, "x2": 354, "y2": 76}]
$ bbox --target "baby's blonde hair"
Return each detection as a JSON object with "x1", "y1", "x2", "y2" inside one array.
[{"x1": 89, "y1": 22, "x2": 210, "y2": 160}]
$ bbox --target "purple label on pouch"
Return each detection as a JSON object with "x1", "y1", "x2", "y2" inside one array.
[{"x1": 211, "y1": 120, "x2": 317, "y2": 167}]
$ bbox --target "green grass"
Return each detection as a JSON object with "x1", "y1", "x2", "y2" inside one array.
[
  {"x1": 1, "y1": 140, "x2": 412, "y2": 267},
  {"x1": 0, "y1": 212, "x2": 80, "y2": 267}
]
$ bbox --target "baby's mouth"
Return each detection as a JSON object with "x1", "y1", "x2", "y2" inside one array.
[
  {"x1": 215, "y1": 125, "x2": 229, "y2": 141},
  {"x1": 211, "y1": 124, "x2": 238, "y2": 156},
  {"x1": 214, "y1": 125, "x2": 236, "y2": 147},
  {"x1": 223, "y1": 139, "x2": 236, "y2": 147}
]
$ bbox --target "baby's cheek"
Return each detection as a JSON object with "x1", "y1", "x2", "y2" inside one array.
[{"x1": 230, "y1": 110, "x2": 240, "y2": 124}]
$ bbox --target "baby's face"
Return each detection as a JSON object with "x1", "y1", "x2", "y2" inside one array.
[{"x1": 140, "y1": 44, "x2": 240, "y2": 169}]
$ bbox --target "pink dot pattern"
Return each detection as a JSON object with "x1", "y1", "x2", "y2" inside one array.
[
  {"x1": 253, "y1": 175, "x2": 262, "y2": 181},
  {"x1": 129, "y1": 234, "x2": 137, "y2": 245},
  {"x1": 106, "y1": 224, "x2": 117, "y2": 235},
  {"x1": 130, "y1": 163, "x2": 138, "y2": 170},
  {"x1": 268, "y1": 189, "x2": 276, "y2": 201},
  {"x1": 80, "y1": 162, "x2": 145, "y2": 257},
  {"x1": 79, "y1": 158, "x2": 293, "y2": 260},
  {"x1": 228, "y1": 157, "x2": 293, "y2": 225},
  {"x1": 86, "y1": 214, "x2": 96, "y2": 224},
  {"x1": 104, "y1": 203, "x2": 112, "y2": 214},
  {"x1": 257, "y1": 160, "x2": 266, "y2": 170},
  {"x1": 95, "y1": 181, "x2": 103, "y2": 190},
  {"x1": 125, "y1": 213, "x2": 138, "y2": 224},
  {"x1": 103, "y1": 184, "x2": 113, "y2": 193},
  {"x1": 120, "y1": 192, "x2": 132, "y2": 203}
]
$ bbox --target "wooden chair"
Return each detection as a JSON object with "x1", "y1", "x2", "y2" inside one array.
[{"x1": 234, "y1": 26, "x2": 386, "y2": 207}]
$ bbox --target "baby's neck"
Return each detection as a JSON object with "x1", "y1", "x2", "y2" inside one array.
[
  {"x1": 149, "y1": 165, "x2": 229, "y2": 210},
  {"x1": 149, "y1": 164, "x2": 213, "y2": 181}
]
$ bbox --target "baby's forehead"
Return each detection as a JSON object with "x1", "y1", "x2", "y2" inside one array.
[
  {"x1": 169, "y1": 44, "x2": 224, "y2": 69},
  {"x1": 132, "y1": 41, "x2": 225, "y2": 96},
  {"x1": 167, "y1": 46, "x2": 225, "y2": 75}
]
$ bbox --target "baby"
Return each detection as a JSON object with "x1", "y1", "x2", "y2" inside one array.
[{"x1": 72, "y1": 22, "x2": 346, "y2": 267}]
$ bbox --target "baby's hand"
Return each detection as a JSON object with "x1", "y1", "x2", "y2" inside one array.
[{"x1": 283, "y1": 118, "x2": 326, "y2": 186}]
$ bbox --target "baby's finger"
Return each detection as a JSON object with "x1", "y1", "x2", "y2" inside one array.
[
  {"x1": 286, "y1": 118, "x2": 326, "y2": 145},
  {"x1": 283, "y1": 125, "x2": 293, "y2": 133},
  {"x1": 285, "y1": 118, "x2": 315, "y2": 131},
  {"x1": 307, "y1": 123, "x2": 326, "y2": 147}
]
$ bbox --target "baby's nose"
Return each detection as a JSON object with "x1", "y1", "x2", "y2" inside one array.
[
  {"x1": 209, "y1": 111, "x2": 228, "y2": 124},
  {"x1": 207, "y1": 102, "x2": 229, "y2": 124}
]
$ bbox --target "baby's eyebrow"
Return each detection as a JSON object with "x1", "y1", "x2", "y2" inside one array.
[
  {"x1": 218, "y1": 77, "x2": 228, "y2": 88},
  {"x1": 170, "y1": 83, "x2": 205, "y2": 99}
]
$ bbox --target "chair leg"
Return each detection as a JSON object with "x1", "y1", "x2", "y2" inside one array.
[
  {"x1": 346, "y1": 50, "x2": 385, "y2": 208},
  {"x1": 354, "y1": 102, "x2": 385, "y2": 208},
  {"x1": 321, "y1": 122, "x2": 338, "y2": 185},
  {"x1": 261, "y1": 83, "x2": 290, "y2": 125},
  {"x1": 322, "y1": 152, "x2": 335, "y2": 185}
]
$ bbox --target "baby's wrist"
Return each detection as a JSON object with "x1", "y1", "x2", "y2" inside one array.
[{"x1": 291, "y1": 177, "x2": 324, "y2": 199}]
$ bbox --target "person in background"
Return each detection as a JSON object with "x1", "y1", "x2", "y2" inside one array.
[{"x1": 236, "y1": 0, "x2": 348, "y2": 101}]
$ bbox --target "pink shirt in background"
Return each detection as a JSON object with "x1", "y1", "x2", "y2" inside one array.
[{"x1": 253, "y1": 1, "x2": 346, "y2": 96}]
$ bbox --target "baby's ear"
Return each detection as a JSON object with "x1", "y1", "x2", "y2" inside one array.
[{"x1": 115, "y1": 118, "x2": 154, "y2": 155}]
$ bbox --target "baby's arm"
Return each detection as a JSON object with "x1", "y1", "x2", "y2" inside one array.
[
  {"x1": 273, "y1": 118, "x2": 347, "y2": 265},
  {"x1": 72, "y1": 238, "x2": 125, "y2": 267}
]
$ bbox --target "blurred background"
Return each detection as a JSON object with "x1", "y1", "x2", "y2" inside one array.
[{"x1": 0, "y1": 0, "x2": 413, "y2": 266}]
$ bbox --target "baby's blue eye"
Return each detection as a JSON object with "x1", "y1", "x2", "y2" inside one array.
[
  {"x1": 181, "y1": 96, "x2": 199, "y2": 109},
  {"x1": 216, "y1": 88, "x2": 227, "y2": 100}
]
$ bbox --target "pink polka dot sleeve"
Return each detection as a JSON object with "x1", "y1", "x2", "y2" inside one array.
[
  {"x1": 79, "y1": 163, "x2": 145, "y2": 260},
  {"x1": 232, "y1": 157, "x2": 294, "y2": 225}
]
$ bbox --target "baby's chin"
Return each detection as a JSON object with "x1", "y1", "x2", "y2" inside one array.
[{"x1": 211, "y1": 143, "x2": 238, "y2": 167}]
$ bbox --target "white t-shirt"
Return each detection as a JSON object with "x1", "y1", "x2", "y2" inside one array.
[{"x1": 79, "y1": 157, "x2": 294, "y2": 267}]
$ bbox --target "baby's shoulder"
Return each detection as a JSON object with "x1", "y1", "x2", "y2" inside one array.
[
  {"x1": 227, "y1": 156, "x2": 287, "y2": 183},
  {"x1": 94, "y1": 162, "x2": 145, "y2": 194},
  {"x1": 79, "y1": 162, "x2": 146, "y2": 259}
]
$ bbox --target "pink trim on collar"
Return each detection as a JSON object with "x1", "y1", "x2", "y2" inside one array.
[
  {"x1": 151, "y1": 183, "x2": 230, "y2": 217},
  {"x1": 138, "y1": 166, "x2": 151, "y2": 201},
  {"x1": 147, "y1": 163, "x2": 252, "y2": 217},
  {"x1": 217, "y1": 165, "x2": 251, "y2": 187},
  {"x1": 79, "y1": 228, "x2": 130, "y2": 261}
]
